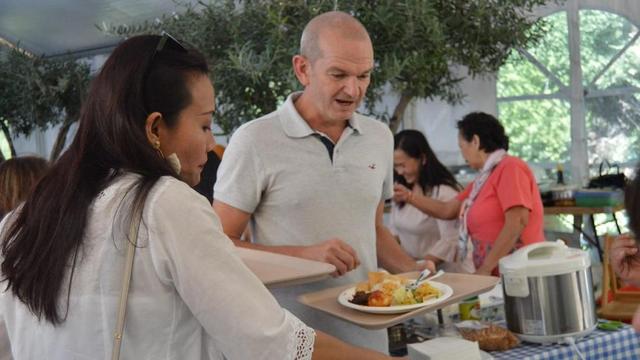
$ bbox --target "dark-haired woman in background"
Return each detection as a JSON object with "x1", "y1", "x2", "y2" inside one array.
[
  {"x1": 0, "y1": 34, "x2": 393, "y2": 359},
  {"x1": 394, "y1": 112, "x2": 544, "y2": 275},
  {"x1": 0, "y1": 156, "x2": 48, "y2": 219},
  {"x1": 391, "y1": 130, "x2": 474, "y2": 273},
  {"x1": 610, "y1": 167, "x2": 640, "y2": 331}
]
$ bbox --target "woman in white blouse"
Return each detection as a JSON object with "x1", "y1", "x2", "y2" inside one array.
[
  {"x1": 0, "y1": 34, "x2": 393, "y2": 360},
  {"x1": 391, "y1": 130, "x2": 475, "y2": 273}
]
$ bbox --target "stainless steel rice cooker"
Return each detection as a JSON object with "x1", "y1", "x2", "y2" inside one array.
[{"x1": 499, "y1": 240, "x2": 597, "y2": 344}]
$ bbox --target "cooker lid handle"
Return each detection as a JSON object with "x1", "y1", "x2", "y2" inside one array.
[{"x1": 523, "y1": 240, "x2": 568, "y2": 260}]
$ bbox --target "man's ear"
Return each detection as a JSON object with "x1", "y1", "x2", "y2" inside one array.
[
  {"x1": 144, "y1": 112, "x2": 163, "y2": 148},
  {"x1": 292, "y1": 55, "x2": 311, "y2": 86}
]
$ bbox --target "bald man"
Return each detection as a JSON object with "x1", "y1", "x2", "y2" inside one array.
[{"x1": 213, "y1": 11, "x2": 428, "y2": 352}]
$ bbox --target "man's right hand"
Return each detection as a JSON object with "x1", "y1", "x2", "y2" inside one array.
[
  {"x1": 611, "y1": 234, "x2": 640, "y2": 284},
  {"x1": 299, "y1": 238, "x2": 360, "y2": 277},
  {"x1": 418, "y1": 259, "x2": 437, "y2": 274}
]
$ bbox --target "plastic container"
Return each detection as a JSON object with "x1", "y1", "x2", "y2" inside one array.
[
  {"x1": 573, "y1": 190, "x2": 623, "y2": 207},
  {"x1": 458, "y1": 296, "x2": 481, "y2": 321}
]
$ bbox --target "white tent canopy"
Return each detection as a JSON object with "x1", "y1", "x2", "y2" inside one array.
[{"x1": 0, "y1": 0, "x2": 200, "y2": 58}]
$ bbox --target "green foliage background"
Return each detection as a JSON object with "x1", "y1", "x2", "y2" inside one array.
[
  {"x1": 105, "y1": 0, "x2": 550, "y2": 134},
  {"x1": 1, "y1": 0, "x2": 551, "y2": 159},
  {"x1": 498, "y1": 10, "x2": 640, "y2": 167},
  {"x1": 0, "y1": 48, "x2": 90, "y2": 159}
]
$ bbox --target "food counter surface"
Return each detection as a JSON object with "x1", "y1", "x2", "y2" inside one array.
[{"x1": 490, "y1": 323, "x2": 639, "y2": 360}]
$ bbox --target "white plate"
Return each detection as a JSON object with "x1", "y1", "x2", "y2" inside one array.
[{"x1": 337, "y1": 280, "x2": 454, "y2": 314}]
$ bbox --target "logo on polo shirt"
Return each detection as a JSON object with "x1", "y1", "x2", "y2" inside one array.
[{"x1": 368, "y1": 163, "x2": 376, "y2": 170}]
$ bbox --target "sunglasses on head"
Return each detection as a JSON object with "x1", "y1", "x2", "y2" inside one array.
[
  {"x1": 151, "y1": 31, "x2": 188, "y2": 59},
  {"x1": 143, "y1": 31, "x2": 188, "y2": 114}
]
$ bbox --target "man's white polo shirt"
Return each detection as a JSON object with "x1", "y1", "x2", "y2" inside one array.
[{"x1": 214, "y1": 92, "x2": 393, "y2": 352}]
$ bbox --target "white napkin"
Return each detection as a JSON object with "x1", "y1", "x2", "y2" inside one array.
[{"x1": 407, "y1": 336, "x2": 482, "y2": 360}]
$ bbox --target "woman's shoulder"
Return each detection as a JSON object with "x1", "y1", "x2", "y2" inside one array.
[
  {"x1": 154, "y1": 175, "x2": 194, "y2": 192},
  {"x1": 109, "y1": 173, "x2": 193, "y2": 197},
  {"x1": 142, "y1": 176, "x2": 224, "y2": 244},
  {"x1": 149, "y1": 176, "x2": 208, "y2": 208},
  {"x1": 96, "y1": 174, "x2": 212, "y2": 229},
  {"x1": 107, "y1": 174, "x2": 207, "y2": 214},
  {"x1": 493, "y1": 155, "x2": 535, "y2": 182},
  {"x1": 500, "y1": 155, "x2": 529, "y2": 169}
]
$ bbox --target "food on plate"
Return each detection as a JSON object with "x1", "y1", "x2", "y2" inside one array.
[
  {"x1": 458, "y1": 324, "x2": 520, "y2": 351},
  {"x1": 414, "y1": 281, "x2": 442, "y2": 301},
  {"x1": 350, "y1": 291, "x2": 370, "y2": 305},
  {"x1": 367, "y1": 290, "x2": 392, "y2": 307},
  {"x1": 348, "y1": 271, "x2": 443, "y2": 307},
  {"x1": 355, "y1": 282, "x2": 370, "y2": 293}
]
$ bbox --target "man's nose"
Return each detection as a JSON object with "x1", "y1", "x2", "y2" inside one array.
[{"x1": 343, "y1": 77, "x2": 359, "y2": 98}]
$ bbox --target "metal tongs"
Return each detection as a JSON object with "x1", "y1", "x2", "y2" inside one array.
[{"x1": 407, "y1": 269, "x2": 445, "y2": 290}]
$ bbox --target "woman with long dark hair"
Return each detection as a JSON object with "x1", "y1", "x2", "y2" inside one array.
[
  {"x1": 394, "y1": 113, "x2": 544, "y2": 275},
  {"x1": 392, "y1": 130, "x2": 473, "y2": 273},
  {"x1": 0, "y1": 34, "x2": 393, "y2": 360},
  {"x1": 610, "y1": 167, "x2": 640, "y2": 330}
]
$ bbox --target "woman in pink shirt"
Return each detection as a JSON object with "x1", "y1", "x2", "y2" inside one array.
[{"x1": 394, "y1": 112, "x2": 544, "y2": 275}]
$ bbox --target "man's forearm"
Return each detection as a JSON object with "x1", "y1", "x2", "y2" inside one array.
[{"x1": 376, "y1": 225, "x2": 418, "y2": 273}]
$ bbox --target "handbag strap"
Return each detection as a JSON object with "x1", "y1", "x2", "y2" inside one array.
[
  {"x1": 598, "y1": 159, "x2": 620, "y2": 176},
  {"x1": 111, "y1": 205, "x2": 143, "y2": 360},
  {"x1": 599, "y1": 160, "x2": 609, "y2": 176}
]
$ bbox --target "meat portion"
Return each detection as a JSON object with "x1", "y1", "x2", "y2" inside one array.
[{"x1": 349, "y1": 291, "x2": 370, "y2": 305}]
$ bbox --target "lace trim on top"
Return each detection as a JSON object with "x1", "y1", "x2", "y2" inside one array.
[{"x1": 284, "y1": 310, "x2": 315, "y2": 360}]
